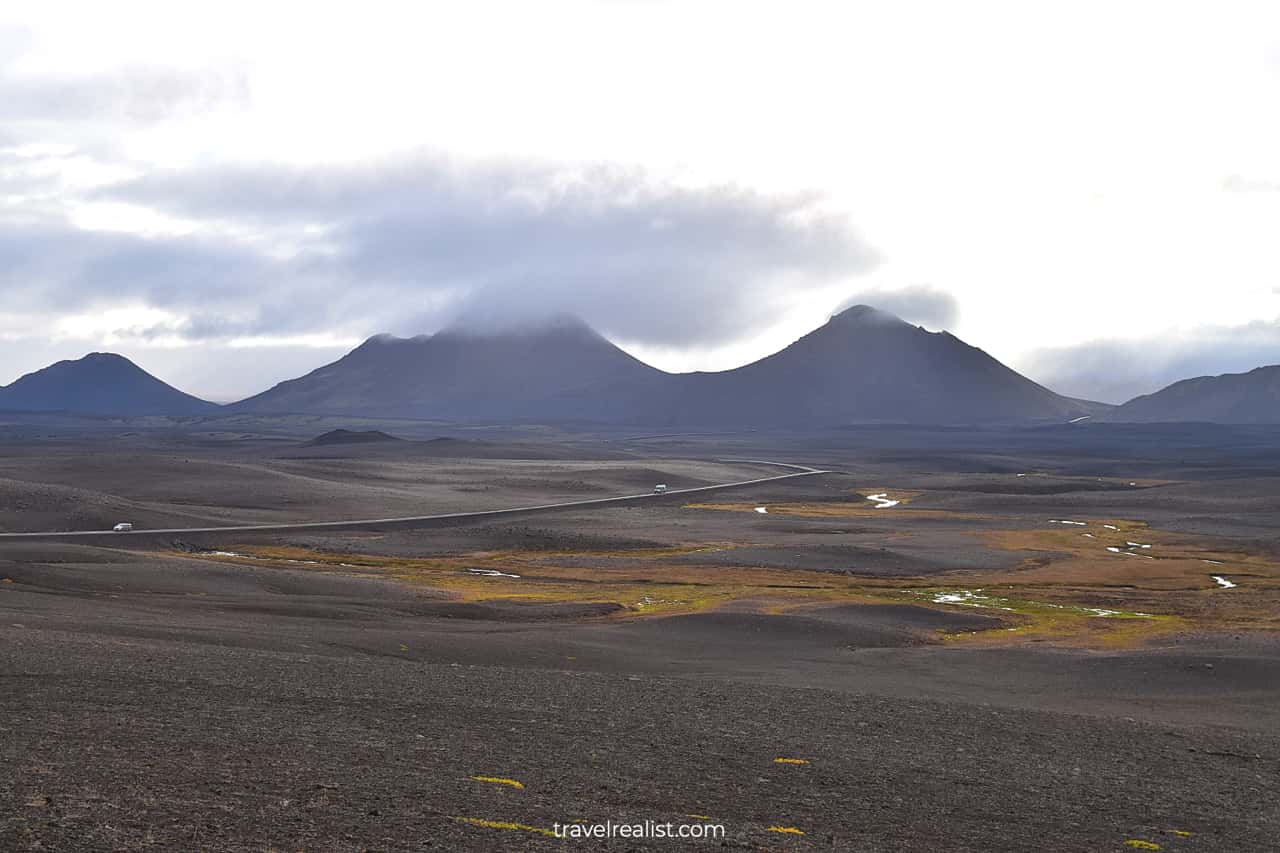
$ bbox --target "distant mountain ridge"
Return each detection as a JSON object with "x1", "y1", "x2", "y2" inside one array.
[
  {"x1": 230, "y1": 306, "x2": 1103, "y2": 425},
  {"x1": 20, "y1": 309, "x2": 1279, "y2": 425},
  {"x1": 1110, "y1": 364, "x2": 1280, "y2": 423},
  {"x1": 0, "y1": 353, "x2": 218, "y2": 417}
]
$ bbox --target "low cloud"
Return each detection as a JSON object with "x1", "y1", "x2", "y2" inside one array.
[
  {"x1": 0, "y1": 33, "x2": 248, "y2": 127},
  {"x1": 1022, "y1": 319, "x2": 1280, "y2": 404},
  {"x1": 1221, "y1": 174, "x2": 1280, "y2": 194},
  {"x1": 78, "y1": 155, "x2": 881, "y2": 347},
  {"x1": 832, "y1": 285, "x2": 959, "y2": 330}
]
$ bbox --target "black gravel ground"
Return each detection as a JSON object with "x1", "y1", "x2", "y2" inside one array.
[
  {"x1": 4, "y1": 624, "x2": 1279, "y2": 853},
  {"x1": 2, "y1": 562, "x2": 1278, "y2": 852},
  {"x1": 3, "y1": 424, "x2": 1280, "y2": 851}
]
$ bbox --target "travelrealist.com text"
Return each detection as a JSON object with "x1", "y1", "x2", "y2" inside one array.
[{"x1": 554, "y1": 820, "x2": 727, "y2": 841}]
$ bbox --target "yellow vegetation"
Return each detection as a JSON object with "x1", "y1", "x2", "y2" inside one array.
[
  {"x1": 181, "y1": 495, "x2": 1279, "y2": 651},
  {"x1": 453, "y1": 817, "x2": 556, "y2": 837},
  {"x1": 470, "y1": 776, "x2": 524, "y2": 789}
]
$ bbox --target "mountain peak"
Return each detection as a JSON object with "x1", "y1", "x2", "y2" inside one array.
[
  {"x1": 0, "y1": 352, "x2": 217, "y2": 416},
  {"x1": 357, "y1": 332, "x2": 430, "y2": 348},
  {"x1": 233, "y1": 312, "x2": 661, "y2": 419},
  {"x1": 69, "y1": 352, "x2": 136, "y2": 370},
  {"x1": 439, "y1": 312, "x2": 599, "y2": 340},
  {"x1": 828, "y1": 304, "x2": 908, "y2": 327}
]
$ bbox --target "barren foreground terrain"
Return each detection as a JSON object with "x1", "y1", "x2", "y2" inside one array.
[{"x1": 2, "y1": 421, "x2": 1278, "y2": 851}]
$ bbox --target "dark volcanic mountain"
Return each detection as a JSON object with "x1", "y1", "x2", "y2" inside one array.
[
  {"x1": 660, "y1": 306, "x2": 1102, "y2": 425},
  {"x1": 0, "y1": 353, "x2": 218, "y2": 417},
  {"x1": 1111, "y1": 365, "x2": 1280, "y2": 423},
  {"x1": 231, "y1": 306, "x2": 1102, "y2": 425},
  {"x1": 233, "y1": 316, "x2": 666, "y2": 420}
]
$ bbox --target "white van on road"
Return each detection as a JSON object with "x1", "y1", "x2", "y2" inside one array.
[{"x1": 112, "y1": 522, "x2": 133, "y2": 532}]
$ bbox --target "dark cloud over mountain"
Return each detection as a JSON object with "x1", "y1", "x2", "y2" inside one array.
[
  {"x1": 832, "y1": 285, "x2": 959, "y2": 330},
  {"x1": 2, "y1": 23, "x2": 882, "y2": 355},
  {"x1": 93, "y1": 156, "x2": 881, "y2": 346}
]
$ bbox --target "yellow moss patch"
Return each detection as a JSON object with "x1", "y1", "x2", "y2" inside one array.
[
  {"x1": 768, "y1": 825, "x2": 805, "y2": 835},
  {"x1": 470, "y1": 776, "x2": 524, "y2": 789},
  {"x1": 453, "y1": 817, "x2": 555, "y2": 837},
  {"x1": 773, "y1": 758, "x2": 809, "y2": 765},
  {"x1": 969, "y1": 521, "x2": 1280, "y2": 637},
  {"x1": 185, "y1": 544, "x2": 874, "y2": 620},
  {"x1": 1124, "y1": 841, "x2": 1162, "y2": 850},
  {"x1": 179, "y1": 516, "x2": 1280, "y2": 651}
]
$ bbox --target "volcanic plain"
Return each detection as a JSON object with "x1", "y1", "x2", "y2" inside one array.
[{"x1": 2, "y1": 420, "x2": 1278, "y2": 851}]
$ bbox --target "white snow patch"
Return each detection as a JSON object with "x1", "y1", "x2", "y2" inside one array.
[
  {"x1": 1126, "y1": 542, "x2": 1152, "y2": 549},
  {"x1": 203, "y1": 550, "x2": 318, "y2": 565},
  {"x1": 928, "y1": 590, "x2": 1015, "y2": 611},
  {"x1": 1068, "y1": 416, "x2": 1092, "y2": 423},
  {"x1": 1050, "y1": 519, "x2": 1087, "y2": 526},
  {"x1": 1211, "y1": 575, "x2": 1237, "y2": 589},
  {"x1": 754, "y1": 507, "x2": 769, "y2": 514},
  {"x1": 467, "y1": 568, "x2": 521, "y2": 579},
  {"x1": 867, "y1": 493, "x2": 900, "y2": 509},
  {"x1": 1103, "y1": 524, "x2": 1119, "y2": 530},
  {"x1": 923, "y1": 589, "x2": 1146, "y2": 618}
]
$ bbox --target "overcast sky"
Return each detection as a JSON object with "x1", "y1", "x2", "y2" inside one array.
[{"x1": 1, "y1": 1, "x2": 1278, "y2": 402}]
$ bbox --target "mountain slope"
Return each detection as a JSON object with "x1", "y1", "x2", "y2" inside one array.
[
  {"x1": 1111, "y1": 365, "x2": 1280, "y2": 423},
  {"x1": 232, "y1": 316, "x2": 667, "y2": 420},
  {"x1": 231, "y1": 306, "x2": 1103, "y2": 425},
  {"x1": 0, "y1": 353, "x2": 219, "y2": 416},
  {"x1": 658, "y1": 305, "x2": 1102, "y2": 425}
]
